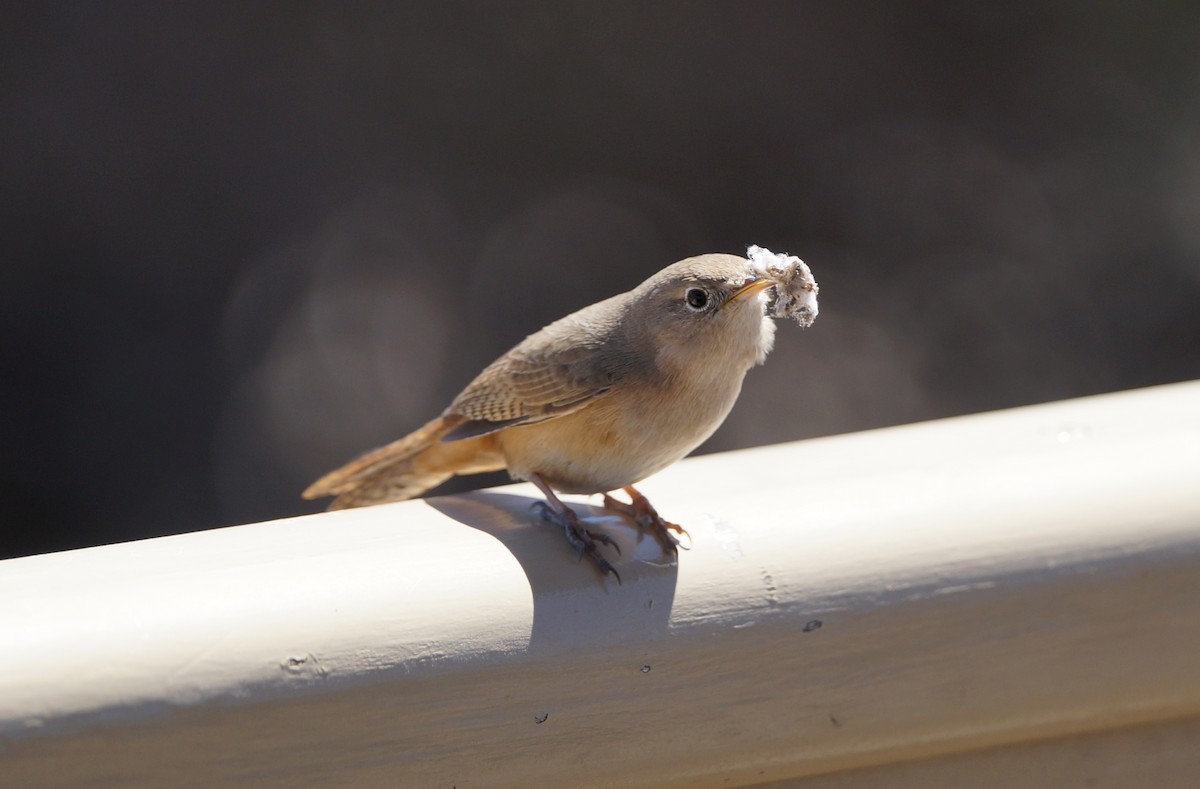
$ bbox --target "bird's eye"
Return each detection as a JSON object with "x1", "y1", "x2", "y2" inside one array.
[{"x1": 685, "y1": 288, "x2": 710, "y2": 311}]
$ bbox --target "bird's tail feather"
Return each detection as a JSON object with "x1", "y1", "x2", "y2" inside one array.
[{"x1": 302, "y1": 416, "x2": 505, "y2": 510}]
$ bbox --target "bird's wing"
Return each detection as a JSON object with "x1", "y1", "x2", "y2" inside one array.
[
  {"x1": 441, "y1": 322, "x2": 619, "y2": 442},
  {"x1": 442, "y1": 351, "x2": 614, "y2": 441}
]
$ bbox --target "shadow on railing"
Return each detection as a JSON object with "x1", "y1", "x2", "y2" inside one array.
[{"x1": 428, "y1": 490, "x2": 680, "y2": 654}]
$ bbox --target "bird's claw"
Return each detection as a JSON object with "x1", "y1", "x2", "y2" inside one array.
[
  {"x1": 601, "y1": 489, "x2": 690, "y2": 557},
  {"x1": 531, "y1": 501, "x2": 622, "y2": 584},
  {"x1": 584, "y1": 529, "x2": 621, "y2": 554}
]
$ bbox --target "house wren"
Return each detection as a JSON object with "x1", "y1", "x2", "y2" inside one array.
[{"x1": 304, "y1": 247, "x2": 819, "y2": 582}]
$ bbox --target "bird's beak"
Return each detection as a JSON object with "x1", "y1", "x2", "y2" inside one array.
[{"x1": 728, "y1": 277, "x2": 774, "y2": 303}]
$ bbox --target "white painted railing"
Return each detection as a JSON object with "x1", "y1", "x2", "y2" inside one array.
[{"x1": 3, "y1": 381, "x2": 1200, "y2": 787}]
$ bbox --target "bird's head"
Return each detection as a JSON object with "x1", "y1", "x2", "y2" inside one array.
[{"x1": 630, "y1": 253, "x2": 782, "y2": 375}]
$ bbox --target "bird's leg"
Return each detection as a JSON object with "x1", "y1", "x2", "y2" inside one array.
[
  {"x1": 528, "y1": 473, "x2": 621, "y2": 583},
  {"x1": 601, "y1": 485, "x2": 689, "y2": 557}
]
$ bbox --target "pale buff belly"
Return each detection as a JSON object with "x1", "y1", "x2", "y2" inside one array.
[{"x1": 496, "y1": 376, "x2": 746, "y2": 494}]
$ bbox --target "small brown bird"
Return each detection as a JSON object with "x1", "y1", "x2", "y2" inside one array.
[{"x1": 304, "y1": 247, "x2": 818, "y2": 581}]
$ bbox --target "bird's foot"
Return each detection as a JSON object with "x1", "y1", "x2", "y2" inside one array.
[
  {"x1": 531, "y1": 501, "x2": 622, "y2": 584},
  {"x1": 601, "y1": 486, "x2": 690, "y2": 559}
]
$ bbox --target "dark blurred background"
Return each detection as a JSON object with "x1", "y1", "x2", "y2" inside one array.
[{"x1": 4, "y1": 3, "x2": 1199, "y2": 559}]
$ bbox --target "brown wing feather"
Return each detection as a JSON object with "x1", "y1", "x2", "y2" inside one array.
[
  {"x1": 445, "y1": 351, "x2": 613, "y2": 433},
  {"x1": 442, "y1": 303, "x2": 626, "y2": 438}
]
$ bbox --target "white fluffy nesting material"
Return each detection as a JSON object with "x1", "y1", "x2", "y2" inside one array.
[{"x1": 747, "y1": 245, "x2": 819, "y2": 327}]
